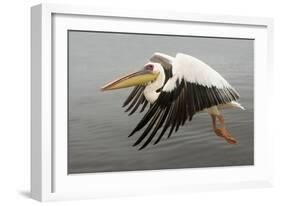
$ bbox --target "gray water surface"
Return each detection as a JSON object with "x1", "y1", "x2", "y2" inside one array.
[{"x1": 68, "y1": 31, "x2": 254, "y2": 174}]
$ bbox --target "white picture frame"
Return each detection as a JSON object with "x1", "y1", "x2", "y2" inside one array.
[{"x1": 31, "y1": 3, "x2": 274, "y2": 202}]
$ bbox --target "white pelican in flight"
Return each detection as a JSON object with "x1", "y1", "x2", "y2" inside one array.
[{"x1": 101, "y1": 53, "x2": 244, "y2": 150}]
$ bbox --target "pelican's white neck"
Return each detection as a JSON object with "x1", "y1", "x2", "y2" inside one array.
[{"x1": 143, "y1": 64, "x2": 165, "y2": 104}]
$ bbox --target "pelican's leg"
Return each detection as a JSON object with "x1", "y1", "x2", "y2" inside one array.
[
  {"x1": 211, "y1": 114, "x2": 217, "y2": 131},
  {"x1": 211, "y1": 114, "x2": 237, "y2": 144}
]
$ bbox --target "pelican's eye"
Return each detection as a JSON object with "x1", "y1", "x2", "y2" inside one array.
[{"x1": 145, "y1": 64, "x2": 154, "y2": 71}]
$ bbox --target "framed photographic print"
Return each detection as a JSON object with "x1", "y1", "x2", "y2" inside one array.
[{"x1": 31, "y1": 3, "x2": 274, "y2": 201}]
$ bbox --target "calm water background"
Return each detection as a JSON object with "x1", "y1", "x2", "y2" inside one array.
[{"x1": 68, "y1": 31, "x2": 254, "y2": 174}]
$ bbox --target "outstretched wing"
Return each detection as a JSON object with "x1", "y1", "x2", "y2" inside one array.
[{"x1": 130, "y1": 53, "x2": 240, "y2": 150}]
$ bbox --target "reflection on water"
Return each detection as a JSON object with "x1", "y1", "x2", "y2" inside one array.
[{"x1": 68, "y1": 31, "x2": 254, "y2": 174}]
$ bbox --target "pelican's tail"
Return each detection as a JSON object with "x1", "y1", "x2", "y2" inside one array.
[
  {"x1": 218, "y1": 101, "x2": 245, "y2": 110},
  {"x1": 230, "y1": 101, "x2": 245, "y2": 110}
]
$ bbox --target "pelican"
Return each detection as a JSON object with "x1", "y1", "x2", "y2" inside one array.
[{"x1": 101, "y1": 53, "x2": 244, "y2": 150}]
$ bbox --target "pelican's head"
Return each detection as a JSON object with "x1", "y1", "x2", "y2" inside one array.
[{"x1": 101, "y1": 63, "x2": 164, "y2": 91}]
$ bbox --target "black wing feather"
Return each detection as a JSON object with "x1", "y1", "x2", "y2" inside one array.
[
  {"x1": 140, "y1": 100, "x2": 149, "y2": 112},
  {"x1": 129, "y1": 95, "x2": 146, "y2": 115},
  {"x1": 125, "y1": 87, "x2": 144, "y2": 112},
  {"x1": 133, "y1": 108, "x2": 162, "y2": 147},
  {"x1": 123, "y1": 86, "x2": 141, "y2": 107},
  {"x1": 123, "y1": 86, "x2": 149, "y2": 115},
  {"x1": 154, "y1": 101, "x2": 175, "y2": 144},
  {"x1": 128, "y1": 103, "x2": 158, "y2": 137}
]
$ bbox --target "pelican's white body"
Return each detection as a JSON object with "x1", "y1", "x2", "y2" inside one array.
[{"x1": 207, "y1": 102, "x2": 245, "y2": 116}]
